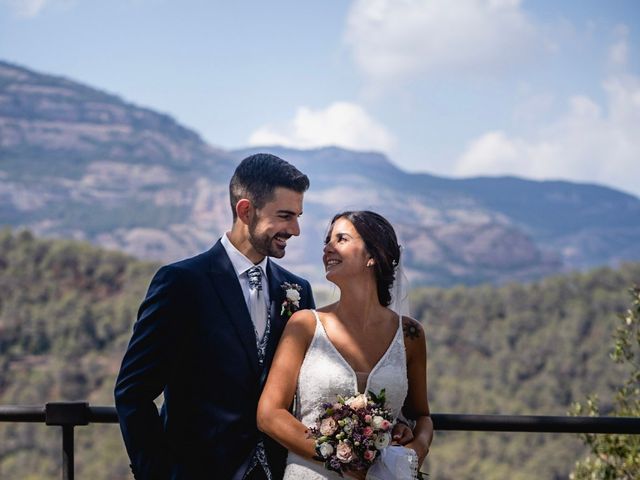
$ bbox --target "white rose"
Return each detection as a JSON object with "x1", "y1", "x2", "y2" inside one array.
[
  {"x1": 346, "y1": 393, "x2": 368, "y2": 410},
  {"x1": 286, "y1": 289, "x2": 301, "y2": 303},
  {"x1": 371, "y1": 415, "x2": 385, "y2": 429},
  {"x1": 318, "y1": 442, "x2": 334, "y2": 458},
  {"x1": 374, "y1": 432, "x2": 391, "y2": 450}
]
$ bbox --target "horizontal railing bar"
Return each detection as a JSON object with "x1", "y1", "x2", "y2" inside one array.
[
  {"x1": 432, "y1": 414, "x2": 640, "y2": 434},
  {"x1": 0, "y1": 405, "x2": 45, "y2": 422},
  {"x1": 0, "y1": 405, "x2": 118, "y2": 424},
  {"x1": 0, "y1": 404, "x2": 638, "y2": 434},
  {"x1": 87, "y1": 406, "x2": 119, "y2": 423}
]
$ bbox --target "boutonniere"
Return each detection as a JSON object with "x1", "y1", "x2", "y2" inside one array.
[{"x1": 280, "y1": 282, "x2": 302, "y2": 318}]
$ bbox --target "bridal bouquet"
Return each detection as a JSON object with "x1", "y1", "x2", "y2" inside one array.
[{"x1": 310, "y1": 389, "x2": 394, "y2": 476}]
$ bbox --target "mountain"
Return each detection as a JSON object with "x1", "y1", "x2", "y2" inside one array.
[
  {"x1": 0, "y1": 60, "x2": 238, "y2": 261},
  {"x1": 2, "y1": 59, "x2": 640, "y2": 286}
]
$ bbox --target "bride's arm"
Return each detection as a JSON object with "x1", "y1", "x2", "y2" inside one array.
[
  {"x1": 257, "y1": 309, "x2": 318, "y2": 459},
  {"x1": 402, "y1": 316, "x2": 434, "y2": 466}
]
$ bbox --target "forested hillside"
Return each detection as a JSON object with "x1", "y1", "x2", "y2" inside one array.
[
  {"x1": 0, "y1": 230, "x2": 637, "y2": 479},
  {"x1": 0, "y1": 229, "x2": 158, "y2": 479},
  {"x1": 414, "y1": 267, "x2": 637, "y2": 479}
]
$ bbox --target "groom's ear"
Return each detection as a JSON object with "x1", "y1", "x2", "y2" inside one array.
[{"x1": 236, "y1": 199, "x2": 252, "y2": 225}]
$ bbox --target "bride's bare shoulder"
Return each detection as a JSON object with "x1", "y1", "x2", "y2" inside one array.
[
  {"x1": 284, "y1": 309, "x2": 318, "y2": 338},
  {"x1": 401, "y1": 315, "x2": 425, "y2": 340},
  {"x1": 317, "y1": 302, "x2": 338, "y2": 314}
]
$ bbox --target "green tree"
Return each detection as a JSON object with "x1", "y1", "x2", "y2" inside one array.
[{"x1": 570, "y1": 286, "x2": 640, "y2": 479}]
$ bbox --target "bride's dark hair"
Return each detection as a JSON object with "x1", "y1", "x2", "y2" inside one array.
[{"x1": 329, "y1": 210, "x2": 401, "y2": 306}]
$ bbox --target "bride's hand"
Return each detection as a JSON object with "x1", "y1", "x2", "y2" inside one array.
[{"x1": 391, "y1": 422, "x2": 414, "y2": 445}]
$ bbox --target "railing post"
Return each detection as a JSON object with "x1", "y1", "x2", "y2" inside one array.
[
  {"x1": 62, "y1": 425, "x2": 74, "y2": 480},
  {"x1": 45, "y1": 402, "x2": 89, "y2": 480}
]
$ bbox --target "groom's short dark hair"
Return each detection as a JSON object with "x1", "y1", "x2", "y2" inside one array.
[{"x1": 229, "y1": 153, "x2": 310, "y2": 220}]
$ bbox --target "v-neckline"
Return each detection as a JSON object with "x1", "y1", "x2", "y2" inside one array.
[{"x1": 312, "y1": 310, "x2": 401, "y2": 394}]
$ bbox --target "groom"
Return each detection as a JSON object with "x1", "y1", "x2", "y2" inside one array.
[{"x1": 114, "y1": 153, "x2": 315, "y2": 480}]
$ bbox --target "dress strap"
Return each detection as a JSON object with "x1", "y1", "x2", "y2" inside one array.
[{"x1": 311, "y1": 309, "x2": 321, "y2": 324}]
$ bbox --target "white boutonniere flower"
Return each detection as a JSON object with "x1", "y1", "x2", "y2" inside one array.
[{"x1": 280, "y1": 282, "x2": 302, "y2": 318}]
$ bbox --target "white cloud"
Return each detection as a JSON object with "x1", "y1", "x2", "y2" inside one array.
[
  {"x1": 248, "y1": 102, "x2": 395, "y2": 153},
  {"x1": 608, "y1": 24, "x2": 629, "y2": 67},
  {"x1": 609, "y1": 40, "x2": 628, "y2": 66},
  {"x1": 3, "y1": 0, "x2": 80, "y2": 17},
  {"x1": 344, "y1": 0, "x2": 539, "y2": 85},
  {"x1": 454, "y1": 74, "x2": 640, "y2": 197},
  {"x1": 3, "y1": 0, "x2": 50, "y2": 17}
]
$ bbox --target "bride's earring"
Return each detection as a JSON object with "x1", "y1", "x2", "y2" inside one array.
[{"x1": 366, "y1": 259, "x2": 375, "y2": 267}]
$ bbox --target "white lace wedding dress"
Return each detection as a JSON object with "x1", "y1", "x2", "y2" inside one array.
[{"x1": 283, "y1": 310, "x2": 408, "y2": 479}]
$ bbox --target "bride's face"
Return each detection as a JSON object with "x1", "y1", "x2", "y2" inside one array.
[{"x1": 323, "y1": 217, "x2": 372, "y2": 283}]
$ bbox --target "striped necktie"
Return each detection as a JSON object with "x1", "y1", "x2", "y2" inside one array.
[{"x1": 247, "y1": 266, "x2": 267, "y2": 340}]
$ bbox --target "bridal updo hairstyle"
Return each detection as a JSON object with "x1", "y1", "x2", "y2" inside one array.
[{"x1": 329, "y1": 210, "x2": 401, "y2": 307}]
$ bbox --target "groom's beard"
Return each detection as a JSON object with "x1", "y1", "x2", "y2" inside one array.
[{"x1": 248, "y1": 223, "x2": 291, "y2": 259}]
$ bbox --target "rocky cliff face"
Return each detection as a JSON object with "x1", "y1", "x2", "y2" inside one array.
[
  {"x1": 2, "y1": 60, "x2": 640, "y2": 286},
  {"x1": 0, "y1": 62, "x2": 210, "y2": 164},
  {"x1": 0, "y1": 60, "x2": 236, "y2": 264}
]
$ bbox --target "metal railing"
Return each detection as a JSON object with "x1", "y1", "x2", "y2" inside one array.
[{"x1": 1, "y1": 402, "x2": 639, "y2": 479}]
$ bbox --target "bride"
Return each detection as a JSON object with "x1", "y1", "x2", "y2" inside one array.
[{"x1": 257, "y1": 211, "x2": 433, "y2": 479}]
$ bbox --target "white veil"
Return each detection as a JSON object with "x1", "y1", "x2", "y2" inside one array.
[{"x1": 387, "y1": 245, "x2": 410, "y2": 317}]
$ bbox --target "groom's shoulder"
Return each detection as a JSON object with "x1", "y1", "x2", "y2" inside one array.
[{"x1": 156, "y1": 243, "x2": 219, "y2": 278}]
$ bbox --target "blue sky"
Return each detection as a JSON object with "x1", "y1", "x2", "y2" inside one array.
[{"x1": 1, "y1": 0, "x2": 639, "y2": 196}]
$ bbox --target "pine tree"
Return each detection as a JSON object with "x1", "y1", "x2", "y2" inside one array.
[{"x1": 570, "y1": 286, "x2": 640, "y2": 479}]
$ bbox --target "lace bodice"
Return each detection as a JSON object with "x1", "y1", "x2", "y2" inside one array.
[{"x1": 284, "y1": 310, "x2": 408, "y2": 479}]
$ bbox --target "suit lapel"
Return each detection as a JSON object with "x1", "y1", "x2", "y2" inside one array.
[
  {"x1": 207, "y1": 240, "x2": 260, "y2": 377},
  {"x1": 264, "y1": 260, "x2": 286, "y2": 370}
]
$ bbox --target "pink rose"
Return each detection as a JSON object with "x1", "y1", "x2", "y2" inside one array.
[
  {"x1": 364, "y1": 449, "x2": 377, "y2": 462},
  {"x1": 336, "y1": 441, "x2": 354, "y2": 463},
  {"x1": 319, "y1": 417, "x2": 338, "y2": 436},
  {"x1": 364, "y1": 414, "x2": 372, "y2": 424},
  {"x1": 380, "y1": 419, "x2": 392, "y2": 431},
  {"x1": 363, "y1": 426, "x2": 374, "y2": 437}
]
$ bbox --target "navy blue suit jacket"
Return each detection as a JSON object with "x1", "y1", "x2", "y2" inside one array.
[{"x1": 114, "y1": 240, "x2": 315, "y2": 479}]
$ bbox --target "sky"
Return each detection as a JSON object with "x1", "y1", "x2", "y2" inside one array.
[{"x1": 1, "y1": 0, "x2": 639, "y2": 197}]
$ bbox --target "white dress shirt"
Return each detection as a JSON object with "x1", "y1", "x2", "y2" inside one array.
[{"x1": 220, "y1": 232, "x2": 270, "y2": 320}]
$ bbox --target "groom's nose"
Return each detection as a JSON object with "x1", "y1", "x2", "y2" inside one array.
[{"x1": 287, "y1": 218, "x2": 300, "y2": 236}]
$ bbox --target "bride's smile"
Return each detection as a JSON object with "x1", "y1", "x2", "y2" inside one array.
[
  {"x1": 322, "y1": 218, "x2": 372, "y2": 280},
  {"x1": 324, "y1": 258, "x2": 341, "y2": 269}
]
